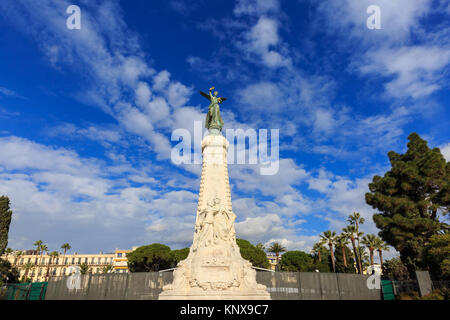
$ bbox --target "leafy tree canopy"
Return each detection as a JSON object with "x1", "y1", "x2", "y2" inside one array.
[
  {"x1": 127, "y1": 243, "x2": 177, "y2": 272},
  {"x1": 236, "y1": 239, "x2": 270, "y2": 269},
  {"x1": 382, "y1": 258, "x2": 410, "y2": 281},
  {"x1": 366, "y1": 133, "x2": 450, "y2": 274},
  {"x1": 279, "y1": 250, "x2": 314, "y2": 272},
  {"x1": 0, "y1": 258, "x2": 20, "y2": 285},
  {"x1": 172, "y1": 248, "x2": 190, "y2": 264},
  {"x1": 423, "y1": 233, "x2": 450, "y2": 280}
]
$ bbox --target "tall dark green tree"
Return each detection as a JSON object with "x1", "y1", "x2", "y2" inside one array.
[
  {"x1": 366, "y1": 133, "x2": 450, "y2": 275},
  {"x1": 236, "y1": 239, "x2": 270, "y2": 269},
  {"x1": 335, "y1": 244, "x2": 356, "y2": 273},
  {"x1": 0, "y1": 196, "x2": 13, "y2": 256}
]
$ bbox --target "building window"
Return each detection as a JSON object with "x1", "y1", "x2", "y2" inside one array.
[
  {"x1": 91, "y1": 257, "x2": 95, "y2": 264},
  {"x1": 117, "y1": 253, "x2": 122, "y2": 257},
  {"x1": 71, "y1": 258, "x2": 75, "y2": 264}
]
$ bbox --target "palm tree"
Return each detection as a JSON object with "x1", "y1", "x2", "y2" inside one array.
[
  {"x1": 267, "y1": 242, "x2": 286, "y2": 270},
  {"x1": 342, "y1": 226, "x2": 363, "y2": 274},
  {"x1": 335, "y1": 234, "x2": 350, "y2": 268},
  {"x1": 374, "y1": 237, "x2": 389, "y2": 269},
  {"x1": 347, "y1": 212, "x2": 365, "y2": 232},
  {"x1": 80, "y1": 262, "x2": 90, "y2": 275},
  {"x1": 61, "y1": 243, "x2": 71, "y2": 268},
  {"x1": 33, "y1": 240, "x2": 43, "y2": 254},
  {"x1": 311, "y1": 241, "x2": 326, "y2": 262},
  {"x1": 14, "y1": 250, "x2": 23, "y2": 267},
  {"x1": 22, "y1": 262, "x2": 34, "y2": 282},
  {"x1": 101, "y1": 265, "x2": 114, "y2": 274},
  {"x1": 320, "y1": 230, "x2": 337, "y2": 272},
  {"x1": 38, "y1": 244, "x2": 48, "y2": 275},
  {"x1": 361, "y1": 234, "x2": 378, "y2": 266},
  {"x1": 46, "y1": 251, "x2": 59, "y2": 281},
  {"x1": 347, "y1": 212, "x2": 365, "y2": 247}
]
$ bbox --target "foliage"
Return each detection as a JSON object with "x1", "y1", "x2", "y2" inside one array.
[
  {"x1": 279, "y1": 251, "x2": 314, "y2": 272},
  {"x1": 236, "y1": 239, "x2": 270, "y2": 269},
  {"x1": 366, "y1": 133, "x2": 450, "y2": 276},
  {"x1": 0, "y1": 196, "x2": 13, "y2": 256},
  {"x1": 127, "y1": 244, "x2": 176, "y2": 272},
  {"x1": 0, "y1": 258, "x2": 20, "y2": 286},
  {"x1": 334, "y1": 245, "x2": 356, "y2": 273},
  {"x1": 422, "y1": 233, "x2": 450, "y2": 280},
  {"x1": 382, "y1": 258, "x2": 410, "y2": 280},
  {"x1": 398, "y1": 289, "x2": 450, "y2": 300},
  {"x1": 79, "y1": 263, "x2": 91, "y2": 275},
  {"x1": 172, "y1": 248, "x2": 190, "y2": 264},
  {"x1": 321, "y1": 230, "x2": 337, "y2": 272},
  {"x1": 101, "y1": 265, "x2": 113, "y2": 274}
]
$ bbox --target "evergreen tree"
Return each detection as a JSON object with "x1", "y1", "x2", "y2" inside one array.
[
  {"x1": 0, "y1": 196, "x2": 13, "y2": 256},
  {"x1": 236, "y1": 239, "x2": 270, "y2": 269},
  {"x1": 335, "y1": 245, "x2": 356, "y2": 273},
  {"x1": 366, "y1": 133, "x2": 450, "y2": 276}
]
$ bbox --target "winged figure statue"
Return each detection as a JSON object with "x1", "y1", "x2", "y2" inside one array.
[{"x1": 200, "y1": 86, "x2": 227, "y2": 132}]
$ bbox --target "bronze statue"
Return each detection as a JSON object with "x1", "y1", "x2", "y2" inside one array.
[{"x1": 200, "y1": 86, "x2": 227, "y2": 132}]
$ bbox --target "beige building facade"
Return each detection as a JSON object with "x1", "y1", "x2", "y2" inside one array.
[{"x1": 1, "y1": 248, "x2": 136, "y2": 282}]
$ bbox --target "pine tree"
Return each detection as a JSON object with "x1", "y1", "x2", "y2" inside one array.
[
  {"x1": 366, "y1": 133, "x2": 450, "y2": 275},
  {"x1": 0, "y1": 196, "x2": 13, "y2": 256}
]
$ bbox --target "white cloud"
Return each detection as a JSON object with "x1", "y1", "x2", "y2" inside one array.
[
  {"x1": 234, "y1": 0, "x2": 280, "y2": 16},
  {"x1": 318, "y1": 0, "x2": 433, "y2": 44},
  {"x1": 0, "y1": 135, "x2": 201, "y2": 252},
  {"x1": 439, "y1": 142, "x2": 450, "y2": 161},
  {"x1": 360, "y1": 46, "x2": 450, "y2": 99},
  {"x1": 244, "y1": 16, "x2": 291, "y2": 68}
]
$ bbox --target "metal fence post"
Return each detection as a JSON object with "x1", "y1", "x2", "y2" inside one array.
[
  {"x1": 335, "y1": 273, "x2": 342, "y2": 300},
  {"x1": 318, "y1": 273, "x2": 323, "y2": 300},
  {"x1": 124, "y1": 273, "x2": 130, "y2": 300},
  {"x1": 297, "y1": 272, "x2": 302, "y2": 300},
  {"x1": 85, "y1": 273, "x2": 92, "y2": 299}
]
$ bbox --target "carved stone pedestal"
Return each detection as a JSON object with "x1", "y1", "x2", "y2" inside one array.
[{"x1": 159, "y1": 134, "x2": 270, "y2": 300}]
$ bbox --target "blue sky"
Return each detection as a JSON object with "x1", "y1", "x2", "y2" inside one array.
[{"x1": 0, "y1": 0, "x2": 449, "y2": 259}]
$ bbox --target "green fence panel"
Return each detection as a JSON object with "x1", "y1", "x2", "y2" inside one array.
[
  {"x1": 5, "y1": 282, "x2": 47, "y2": 300},
  {"x1": 381, "y1": 280, "x2": 395, "y2": 300}
]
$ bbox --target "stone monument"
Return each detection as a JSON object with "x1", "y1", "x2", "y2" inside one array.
[{"x1": 159, "y1": 87, "x2": 270, "y2": 300}]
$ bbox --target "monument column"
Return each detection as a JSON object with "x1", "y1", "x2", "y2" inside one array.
[{"x1": 159, "y1": 87, "x2": 270, "y2": 300}]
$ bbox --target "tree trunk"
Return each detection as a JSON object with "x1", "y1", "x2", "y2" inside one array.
[
  {"x1": 378, "y1": 249, "x2": 383, "y2": 268},
  {"x1": 369, "y1": 247, "x2": 374, "y2": 266},
  {"x1": 341, "y1": 246, "x2": 347, "y2": 268},
  {"x1": 329, "y1": 244, "x2": 336, "y2": 272},
  {"x1": 351, "y1": 238, "x2": 361, "y2": 274},
  {"x1": 318, "y1": 250, "x2": 321, "y2": 262}
]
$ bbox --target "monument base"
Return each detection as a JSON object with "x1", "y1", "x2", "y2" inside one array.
[{"x1": 159, "y1": 291, "x2": 270, "y2": 300}]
